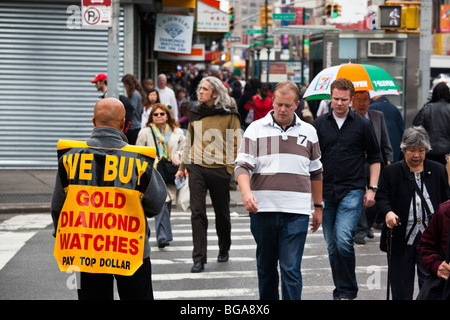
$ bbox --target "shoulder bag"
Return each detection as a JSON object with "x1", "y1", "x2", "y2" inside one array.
[{"x1": 151, "y1": 129, "x2": 178, "y2": 185}]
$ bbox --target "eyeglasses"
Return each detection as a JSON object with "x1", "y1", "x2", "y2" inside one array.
[{"x1": 153, "y1": 112, "x2": 166, "y2": 117}]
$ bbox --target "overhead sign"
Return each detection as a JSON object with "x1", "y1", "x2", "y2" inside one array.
[
  {"x1": 154, "y1": 14, "x2": 194, "y2": 54},
  {"x1": 273, "y1": 13, "x2": 296, "y2": 20},
  {"x1": 226, "y1": 36, "x2": 241, "y2": 42},
  {"x1": 82, "y1": 0, "x2": 112, "y2": 28},
  {"x1": 247, "y1": 29, "x2": 265, "y2": 34},
  {"x1": 158, "y1": 44, "x2": 205, "y2": 61},
  {"x1": 197, "y1": 0, "x2": 229, "y2": 32}
]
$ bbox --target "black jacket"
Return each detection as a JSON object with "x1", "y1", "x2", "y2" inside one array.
[
  {"x1": 413, "y1": 99, "x2": 450, "y2": 155},
  {"x1": 376, "y1": 159, "x2": 450, "y2": 254}
]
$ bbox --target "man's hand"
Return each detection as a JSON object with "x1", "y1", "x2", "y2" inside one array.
[
  {"x1": 310, "y1": 208, "x2": 322, "y2": 232},
  {"x1": 242, "y1": 191, "x2": 258, "y2": 213},
  {"x1": 363, "y1": 189, "x2": 376, "y2": 208}
]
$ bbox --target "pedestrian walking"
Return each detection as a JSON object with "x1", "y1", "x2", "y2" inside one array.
[
  {"x1": 244, "y1": 82, "x2": 273, "y2": 122},
  {"x1": 352, "y1": 90, "x2": 393, "y2": 244},
  {"x1": 175, "y1": 76, "x2": 241, "y2": 273},
  {"x1": 156, "y1": 74, "x2": 178, "y2": 120},
  {"x1": 51, "y1": 97, "x2": 167, "y2": 300},
  {"x1": 141, "y1": 89, "x2": 160, "y2": 129},
  {"x1": 122, "y1": 74, "x2": 145, "y2": 144},
  {"x1": 376, "y1": 126, "x2": 450, "y2": 300},
  {"x1": 90, "y1": 73, "x2": 133, "y2": 138},
  {"x1": 370, "y1": 95, "x2": 404, "y2": 162},
  {"x1": 235, "y1": 80, "x2": 323, "y2": 300},
  {"x1": 136, "y1": 103, "x2": 185, "y2": 248},
  {"x1": 313, "y1": 78, "x2": 382, "y2": 300},
  {"x1": 413, "y1": 82, "x2": 450, "y2": 166}
]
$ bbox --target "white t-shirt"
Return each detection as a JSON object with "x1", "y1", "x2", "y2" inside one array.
[
  {"x1": 156, "y1": 86, "x2": 178, "y2": 120},
  {"x1": 332, "y1": 111, "x2": 347, "y2": 129}
]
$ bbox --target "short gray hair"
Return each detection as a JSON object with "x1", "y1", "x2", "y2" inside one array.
[
  {"x1": 197, "y1": 76, "x2": 232, "y2": 111},
  {"x1": 400, "y1": 126, "x2": 432, "y2": 152}
]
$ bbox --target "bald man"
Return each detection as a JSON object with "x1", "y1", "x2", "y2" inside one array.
[
  {"x1": 92, "y1": 97, "x2": 126, "y2": 130},
  {"x1": 51, "y1": 97, "x2": 167, "y2": 300}
]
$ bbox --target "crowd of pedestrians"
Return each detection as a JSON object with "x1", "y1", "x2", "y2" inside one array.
[{"x1": 51, "y1": 69, "x2": 450, "y2": 300}]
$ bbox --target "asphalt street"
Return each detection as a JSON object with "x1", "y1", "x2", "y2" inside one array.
[{"x1": 0, "y1": 208, "x2": 396, "y2": 301}]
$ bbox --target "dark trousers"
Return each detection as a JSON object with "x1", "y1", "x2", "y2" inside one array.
[
  {"x1": 187, "y1": 164, "x2": 232, "y2": 263},
  {"x1": 389, "y1": 235, "x2": 428, "y2": 300},
  {"x1": 77, "y1": 257, "x2": 153, "y2": 300}
]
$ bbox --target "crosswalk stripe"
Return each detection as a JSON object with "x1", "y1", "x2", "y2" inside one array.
[
  {"x1": 0, "y1": 214, "x2": 52, "y2": 271},
  {"x1": 154, "y1": 235, "x2": 255, "y2": 242},
  {"x1": 152, "y1": 270, "x2": 256, "y2": 281},
  {"x1": 152, "y1": 244, "x2": 257, "y2": 251},
  {"x1": 151, "y1": 257, "x2": 255, "y2": 264},
  {"x1": 0, "y1": 231, "x2": 38, "y2": 271},
  {"x1": 0, "y1": 214, "x2": 52, "y2": 231},
  {"x1": 154, "y1": 288, "x2": 257, "y2": 299}
]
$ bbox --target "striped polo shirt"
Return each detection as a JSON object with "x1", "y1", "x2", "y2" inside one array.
[{"x1": 235, "y1": 111, "x2": 323, "y2": 215}]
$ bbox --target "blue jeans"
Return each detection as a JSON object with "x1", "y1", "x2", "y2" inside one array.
[
  {"x1": 250, "y1": 212, "x2": 309, "y2": 300},
  {"x1": 322, "y1": 189, "x2": 364, "y2": 300}
]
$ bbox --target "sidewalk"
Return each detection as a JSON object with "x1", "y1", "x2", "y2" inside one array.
[{"x1": 0, "y1": 170, "x2": 244, "y2": 214}]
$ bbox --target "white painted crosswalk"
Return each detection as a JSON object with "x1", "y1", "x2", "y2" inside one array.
[
  {"x1": 0, "y1": 214, "x2": 52, "y2": 271},
  {"x1": 149, "y1": 210, "x2": 389, "y2": 300},
  {"x1": 0, "y1": 210, "x2": 390, "y2": 300},
  {"x1": 149, "y1": 210, "x2": 259, "y2": 300}
]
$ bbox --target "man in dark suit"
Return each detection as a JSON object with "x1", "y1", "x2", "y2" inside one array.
[
  {"x1": 352, "y1": 91, "x2": 393, "y2": 244},
  {"x1": 370, "y1": 95, "x2": 404, "y2": 162}
]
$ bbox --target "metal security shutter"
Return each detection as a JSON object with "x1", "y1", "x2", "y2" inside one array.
[{"x1": 0, "y1": 2, "x2": 124, "y2": 169}]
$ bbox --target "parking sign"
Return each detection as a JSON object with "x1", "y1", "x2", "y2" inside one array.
[{"x1": 82, "y1": 0, "x2": 112, "y2": 28}]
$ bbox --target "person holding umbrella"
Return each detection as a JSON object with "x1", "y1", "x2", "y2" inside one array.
[{"x1": 376, "y1": 126, "x2": 450, "y2": 299}]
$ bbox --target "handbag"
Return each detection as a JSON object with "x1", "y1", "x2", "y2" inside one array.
[
  {"x1": 416, "y1": 224, "x2": 450, "y2": 300},
  {"x1": 151, "y1": 129, "x2": 178, "y2": 185},
  {"x1": 301, "y1": 103, "x2": 314, "y2": 124},
  {"x1": 176, "y1": 175, "x2": 190, "y2": 211}
]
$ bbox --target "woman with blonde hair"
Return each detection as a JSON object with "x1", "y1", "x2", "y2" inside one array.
[{"x1": 136, "y1": 103, "x2": 186, "y2": 248}]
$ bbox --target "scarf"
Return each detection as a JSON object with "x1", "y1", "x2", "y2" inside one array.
[
  {"x1": 151, "y1": 123, "x2": 171, "y2": 163},
  {"x1": 189, "y1": 103, "x2": 240, "y2": 121}
]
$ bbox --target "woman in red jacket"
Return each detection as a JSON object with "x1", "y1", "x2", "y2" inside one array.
[
  {"x1": 418, "y1": 200, "x2": 450, "y2": 282},
  {"x1": 245, "y1": 83, "x2": 272, "y2": 122}
]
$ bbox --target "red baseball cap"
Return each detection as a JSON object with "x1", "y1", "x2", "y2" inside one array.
[{"x1": 91, "y1": 73, "x2": 107, "y2": 82}]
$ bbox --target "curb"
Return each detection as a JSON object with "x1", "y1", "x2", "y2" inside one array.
[{"x1": 0, "y1": 203, "x2": 51, "y2": 214}]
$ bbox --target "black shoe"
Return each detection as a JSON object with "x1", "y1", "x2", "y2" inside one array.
[
  {"x1": 158, "y1": 242, "x2": 170, "y2": 249},
  {"x1": 217, "y1": 253, "x2": 229, "y2": 262},
  {"x1": 354, "y1": 235, "x2": 366, "y2": 244},
  {"x1": 191, "y1": 262, "x2": 204, "y2": 273},
  {"x1": 367, "y1": 228, "x2": 374, "y2": 239}
]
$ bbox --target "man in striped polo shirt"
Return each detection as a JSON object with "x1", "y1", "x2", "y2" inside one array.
[{"x1": 235, "y1": 81, "x2": 323, "y2": 300}]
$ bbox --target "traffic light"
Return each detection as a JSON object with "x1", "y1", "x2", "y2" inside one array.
[
  {"x1": 378, "y1": 5, "x2": 401, "y2": 28},
  {"x1": 259, "y1": 5, "x2": 272, "y2": 28},
  {"x1": 333, "y1": 4, "x2": 341, "y2": 17},
  {"x1": 267, "y1": 6, "x2": 273, "y2": 27},
  {"x1": 325, "y1": 3, "x2": 332, "y2": 18},
  {"x1": 401, "y1": 6, "x2": 419, "y2": 29},
  {"x1": 229, "y1": 5, "x2": 234, "y2": 31}
]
